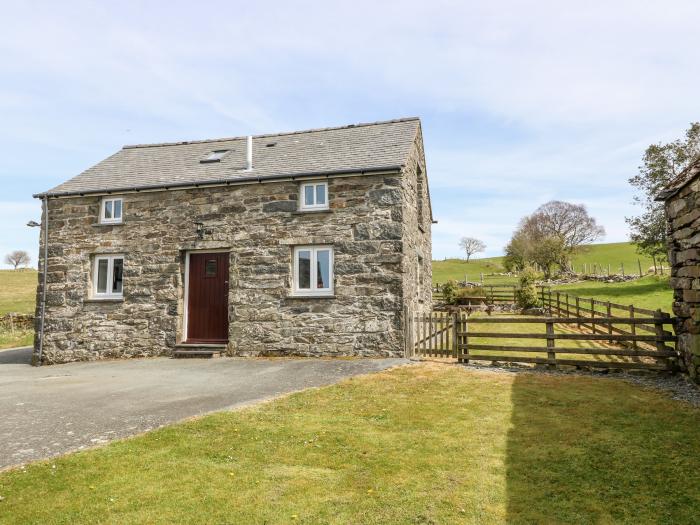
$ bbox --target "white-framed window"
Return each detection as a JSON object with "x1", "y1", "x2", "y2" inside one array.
[
  {"x1": 299, "y1": 181, "x2": 328, "y2": 211},
  {"x1": 292, "y1": 246, "x2": 333, "y2": 296},
  {"x1": 100, "y1": 197, "x2": 123, "y2": 224},
  {"x1": 92, "y1": 255, "x2": 124, "y2": 299}
]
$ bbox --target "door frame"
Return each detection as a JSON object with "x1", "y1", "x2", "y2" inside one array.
[{"x1": 183, "y1": 249, "x2": 230, "y2": 343}]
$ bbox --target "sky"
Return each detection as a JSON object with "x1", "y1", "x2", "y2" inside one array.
[{"x1": 1, "y1": 0, "x2": 700, "y2": 268}]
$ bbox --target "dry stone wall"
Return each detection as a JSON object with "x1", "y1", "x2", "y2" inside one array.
[{"x1": 665, "y1": 175, "x2": 700, "y2": 382}]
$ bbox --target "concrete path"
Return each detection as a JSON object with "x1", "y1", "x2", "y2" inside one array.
[{"x1": 0, "y1": 355, "x2": 405, "y2": 469}]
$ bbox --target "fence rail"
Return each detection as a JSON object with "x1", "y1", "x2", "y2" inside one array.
[{"x1": 413, "y1": 312, "x2": 677, "y2": 372}]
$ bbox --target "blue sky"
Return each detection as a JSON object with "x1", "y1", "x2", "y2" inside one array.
[{"x1": 2, "y1": 1, "x2": 700, "y2": 268}]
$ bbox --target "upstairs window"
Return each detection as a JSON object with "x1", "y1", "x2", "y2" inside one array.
[
  {"x1": 100, "y1": 197, "x2": 123, "y2": 224},
  {"x1": 93, "y1": 255, "x2": 124, "y2": 299},
  {"x1": 299, "y1": 181, "x2": 328, "y2": 211},
  {"x1": 292, "y1": 246, "x2": 333, "y2": 296}
]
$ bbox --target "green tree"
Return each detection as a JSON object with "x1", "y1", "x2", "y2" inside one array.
[{"x1": 626, "y1": 122, "x2": 700, "y2": 267}]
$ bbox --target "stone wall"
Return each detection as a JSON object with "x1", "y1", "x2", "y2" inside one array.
[
  {"x1": 399, "y1": 130, "x2": 433, "y2": 354},
  {"x1": 664, "y1": 175, "x2": 700, "y2": 382},
  {"x1": 34, "y1": 154, "x2": 431, "y2": 363}
]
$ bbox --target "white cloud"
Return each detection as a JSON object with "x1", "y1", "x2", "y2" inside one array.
[{"x1": 1, "y1": 1, "x2": 699, "y2": 261}]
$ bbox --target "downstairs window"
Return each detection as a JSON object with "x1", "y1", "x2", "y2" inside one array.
[
  {"x1": 93, "y1": 255, "x2": 124, "y2": 299},
  {"x1": 292, "y1": 246, "x2": 333, "y2": 296}
]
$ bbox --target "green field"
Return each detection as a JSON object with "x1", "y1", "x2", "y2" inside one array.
[
  {"x1": 0, "y1": 364, "x2": 697, "y2": 524},
  {"x1": 433, "y1": 242, "x2": 666, "y2": 286},
  {"x1": 555, "y1": 275, "x2": 673, "y2": 312},
  {"x1": 0, "y1": 269, "x2": 36, "y2": 349},
  {"x1": 0, "y1": 269, "x2": 37, "y2": 315},
  {"x1": 432, "y1": 243, "x2": 674, "y2": 313}
]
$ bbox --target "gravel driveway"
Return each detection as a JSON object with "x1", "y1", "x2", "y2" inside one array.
[{"x1": 0, "y1": 349, "x2": 405, "y2": 469}]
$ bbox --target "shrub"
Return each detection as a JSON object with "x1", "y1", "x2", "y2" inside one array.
[
  {"x1": 515, "y1": 267, "x2": 540, "y2": 309},
  {"x1": 441, "y1": 280, "x2": 458, "y2": 304}
]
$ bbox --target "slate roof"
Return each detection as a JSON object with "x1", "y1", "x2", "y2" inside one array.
[
  {"x1": 37, "y1": 117, "x2": 421, "y2": 197},
  {"x1": 657, "y1": 155, "x2": 700, "y2": 200}
]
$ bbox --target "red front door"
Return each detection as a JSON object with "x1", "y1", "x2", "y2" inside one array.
[{"x1": 186, "y1": 252, "x2": 229, "y2": 343}]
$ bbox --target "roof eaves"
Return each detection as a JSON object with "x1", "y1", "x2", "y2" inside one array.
[{"x1": 33, "y1": 165, "x2": 404, "y2": 199}]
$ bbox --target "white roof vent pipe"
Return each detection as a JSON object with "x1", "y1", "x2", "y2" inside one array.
[{"x1": 246, "y1": 135, "x2": 253, "y2": 171}]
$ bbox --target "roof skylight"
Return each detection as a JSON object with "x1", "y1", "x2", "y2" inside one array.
[{"x1": 200, "y1": 150, "x2": 229, "y2": 163}]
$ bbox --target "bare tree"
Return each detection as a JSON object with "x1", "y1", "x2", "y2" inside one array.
[
  {"x1": 504, "y1": 201, "x2": 605, "y2": 278},
  {"x1": 458, "y1": 237, "x2": 486, "y2": 262},
  {"x1": 523, "y1": 201, "x2": 605, "y2": 250},
  {"x1": 5, "y1": 250, "x2": 30, "y2": 270}
]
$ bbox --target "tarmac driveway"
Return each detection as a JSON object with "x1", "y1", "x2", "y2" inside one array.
[{"x1": 0, "y1": 348, "x2": 405, "y2": 469}]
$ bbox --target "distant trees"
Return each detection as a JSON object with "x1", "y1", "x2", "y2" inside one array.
[
  {"x1": 504, "y1": 201, "x2": 605, "y2": 278},
  {"x1": 626, "y1": 122, "x2": 700, "y2": 269},
  {"x1": 5, "y1": 250, "x2": 30, "y2": 270},
  {"x1": 458, "y1": 237, "x2": 486, "y2": 262}
]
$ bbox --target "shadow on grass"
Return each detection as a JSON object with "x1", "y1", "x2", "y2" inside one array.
[{"x1": 506, "y1": 373, "x2": 700, "y2": 523}]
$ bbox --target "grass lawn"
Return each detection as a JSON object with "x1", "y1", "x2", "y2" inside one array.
[
  {"x1": 0, "y1": 363, "x2": 698, "y2": 524},
  {"x1": 554, "y1": 275, "x2": 673, "y2": 313}
]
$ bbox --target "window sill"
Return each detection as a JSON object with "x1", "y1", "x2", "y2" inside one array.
[
  {"x1": 292, "y1": 209, "x2": 332, "y2": 215},
  {"x1": 92, "y1": 222, "x2": 124, "y2": 228},
  {"x1": 286, "y1": 294, "x2": 336, "y2": 299},
  {"x1": 84, "y1": 298, "x2": 124, "y2": 303}
]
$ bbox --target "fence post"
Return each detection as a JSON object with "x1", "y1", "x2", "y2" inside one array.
[
  {"x1": 548, "y1": 290, "x2": 553, "y2": 315},
  {"x1": 452, "y1": 311, "x2": 459, "y2": 360},
  {"x1": 591, "y1": 298, "x2": 596, "y2": 334},
  {"x1": 463, "y1": 312, "x2": 470, "y2": 364},
  {"x1": 653, "y1": 309, "x2": 671, "y2": 371},
  {"x1": 621, "y1": 262, "x2": 625, "y2": 277},
  {"x1": 428, "y1": 313, "x2": 433, "y2": 357},
  {"x1": 546, "y1": 320, "x2": 556, "y2": 369},
  {"x1": 629, "y1": 305, "x2": 637, "y2": 349},
  {"x1": 607, "y1": 301, "x2": 613, "y2": 343},
  {"x1": 654, "y1": 308, "x2": 671, "y2": 369},
  {"x1": 638, "y1": 259, "x2": 643, "y2": 277},
  {"x1": 556, "y1": 292, "x2": 561, "y2": 316},
  {"x1": 576, "y1": 297, "x2": 580, "y2": 328}
]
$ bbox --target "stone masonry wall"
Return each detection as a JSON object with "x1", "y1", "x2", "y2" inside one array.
[
  {"x1": 34, "y1": 160, "x2": 429, "y2": 364},
  {"x1": 400, "y1": 130, "x2": 433, "y2": 356},
  {"x1": 665, "y1": 175, "x2": 700, "y2": 383}
]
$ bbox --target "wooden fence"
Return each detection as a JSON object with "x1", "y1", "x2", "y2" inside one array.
[
  {"x1": 413, "y1": 312, "x2": 678, "y2": 372},
  {"x1": 539, "y1": 290, "x2": 670, "y2": 352}
]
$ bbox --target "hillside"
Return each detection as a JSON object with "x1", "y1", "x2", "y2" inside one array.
[
  {"x1": 0, "y1": 269, "x2": 37, "y2": 315},
  {"x1": 433, "y1": 242, "x2": 665, "y2": 285}
]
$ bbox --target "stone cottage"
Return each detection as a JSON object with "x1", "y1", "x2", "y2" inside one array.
[
  {"x1": 658, "y1": 157, "x2": 700, "y2": 383},
  {"x1": 33, "y1": 118, "x2": 432, "y2": 364}
]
